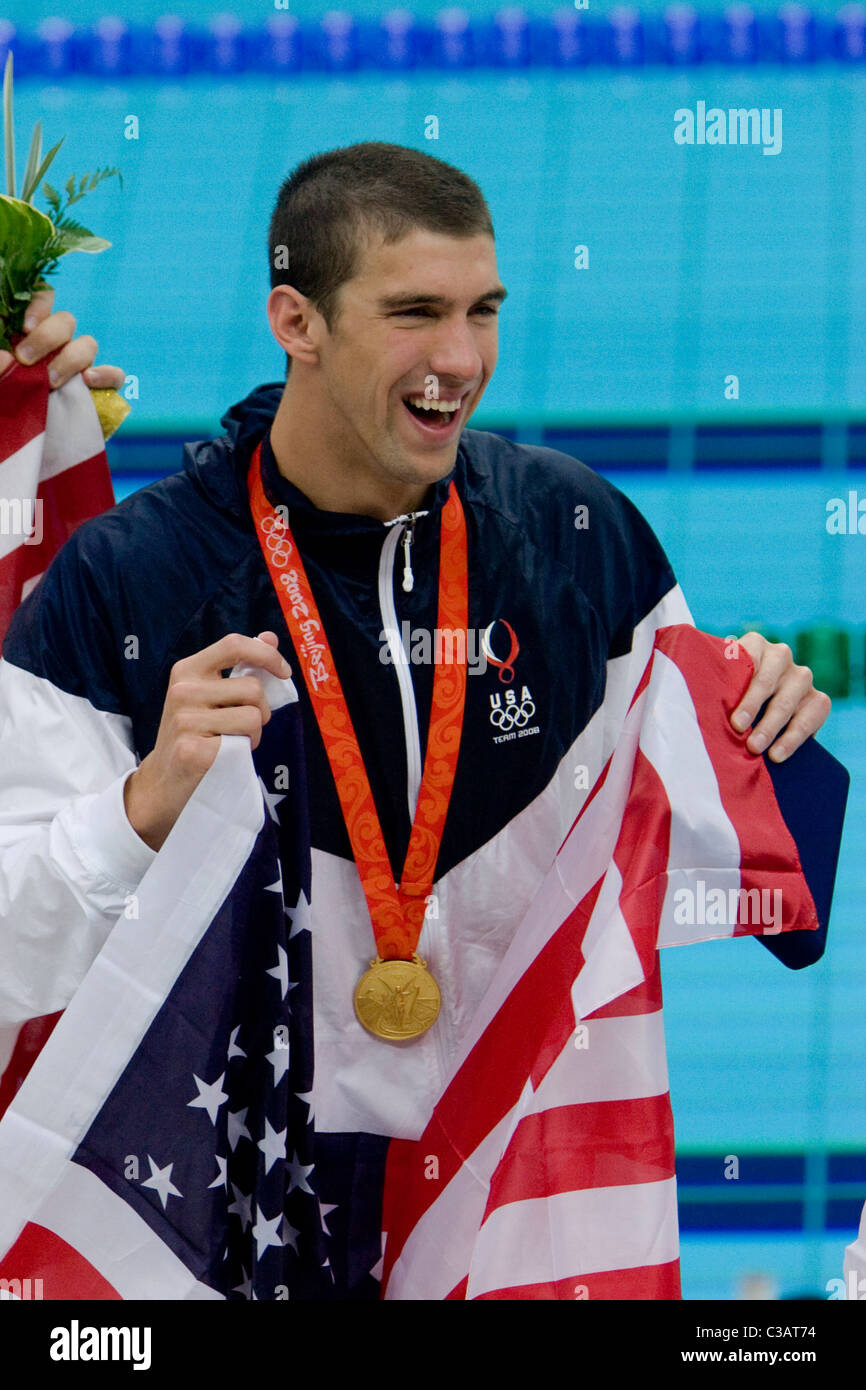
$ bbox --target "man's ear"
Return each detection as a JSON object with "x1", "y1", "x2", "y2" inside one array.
[{"x1": 267, "y1": 284, "x2": 321, "y2": 369}]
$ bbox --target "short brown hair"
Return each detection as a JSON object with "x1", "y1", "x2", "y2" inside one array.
[{"x1": 267, "y1": 141, "x2": 495, "y2": 374}]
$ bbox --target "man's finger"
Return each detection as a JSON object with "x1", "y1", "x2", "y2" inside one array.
[
  {"x1": 83, "y1": 363, "x2": 127, "y2": 391},
  {"x1": 762, "y1": 688, "x2": 832, "y2": 762},
  {"x1": 14, "y1": 309, "x2": 77, "y2": 365},
  {"x1": 173, "y1": 633, "x2": 291, "y2": 683},
  {"x1": 22, "y1": 285, "x2": 54, "y2": 332},
  {"x1": 729, "y1": 636, "x2": 792, "y2": 731},
  {"x1": 744, "y1": 665, "x2": 812, "y2": 752}
]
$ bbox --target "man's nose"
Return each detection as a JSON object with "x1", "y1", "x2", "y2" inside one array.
[{"x1": 427, "y1": 318, "x2": 485, "y2": 385}]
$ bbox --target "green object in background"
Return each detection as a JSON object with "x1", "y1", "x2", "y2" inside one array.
[
  {"x1": 795, "y1": 627, "x2": 851, "y2": 700},
  {"x1": 0, "y1": 48, "x2": 122, "y2": 350}
]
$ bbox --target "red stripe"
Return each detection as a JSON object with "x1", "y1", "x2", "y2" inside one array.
[
  {"x1": 0, "y1": 1222, "x2": 121, "y2": 1300},
  {"x1": 613, "y1": 745, "x2": 673, "y2": 976},
  {"x1": 585, "y1": 956, "x2": 663, "y2": 1018},
  {"x1": 0, "y1": 350, "x2": 52, "y2": 456},
  {"x1": 484, "y1": 1094, "x2": 675, "y2": 1216},
  {"x1": 653, "y1": 626, "x2": 818, "y2": 937},
  {"x1": 0, "y1": 450, "x2": 114, "y2": 648},
  {"x1": 469, "y1": 1260, "x2": 681, "y2": 1300}
]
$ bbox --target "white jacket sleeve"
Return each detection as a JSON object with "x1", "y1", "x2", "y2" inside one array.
[{"x1": 0, "y1": 656, "x2": 157, "y2": 1025}]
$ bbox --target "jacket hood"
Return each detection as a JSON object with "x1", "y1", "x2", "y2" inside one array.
[{"x1": 181, "y1": 380, "x2": 286, "y2": 520}]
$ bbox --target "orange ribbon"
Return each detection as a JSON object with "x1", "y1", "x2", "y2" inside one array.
[{"x1": 247, "y1": 441, "x2": 468, "y2": 961}]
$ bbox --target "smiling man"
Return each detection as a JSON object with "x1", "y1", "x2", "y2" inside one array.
[
  {"x1": 266, "y1": 222, "x2": 504, "y2": 520},
  {"x1": 0, "y1": 141, "x2": 833, "y2": 1300}
]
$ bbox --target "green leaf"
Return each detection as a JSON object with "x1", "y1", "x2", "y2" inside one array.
[
  {"x1": 0, "y1": 194, "x2": 56, "y2": 264},
  {"x1": 42, "y1": 180, "x2": 61, "y2": 213},
  {"x1": 19, "y1": 120, "x2": 42, "y2": 204},
  {"x1": 64, "y1": 174, "x2": 75, "y2": 199},
  {"x1": 3, "y1": 51, "x2": 14, "y2": 197},
  {"x1": 25, "y1": 137, "x2": 64, "y2": 206},
  {"x1": 52, "y1": 223, "x2": 111, "y2": 255}
]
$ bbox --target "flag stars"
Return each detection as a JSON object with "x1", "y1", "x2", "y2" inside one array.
[
  {"x1": 266, "y1": 945, "x2": 289, "y2": 1000},
  {"x1": 207, "y1": 1155, "x2": 228, "y2": 1191},
  {"x1": 266, "y1": 1036, "x2": 290, "y2": 1086},
  {"x1": 227, "y1": 1107, "x2": 252, "y2": 1151},
  {"x1": 318, "y1": 1201, "x2": 338, "y2": 1234},
  {"x1": 287, "y1": 890, "x2": 312, "y2": 938},
  {"x1": 141, "y1": 1156, "x2": 182, "y2": 1210},
  {"x1": 228, "y1": 1183, "x2": 253, "y2": 1231},
  {"x1": 252, "y1": 1206, "x2": 284, "y2": 1259},
  {"x1": 295, "y1": 1090, "x2": 314, "y2": 1122},
  {"x1": 280, "y1": 1215, "x2": 301, "y2": 1253},
  {"x1": 227, "y1": 1026, "x2": 246, "y2": 1062},
  {"x1": 264, "y1": 862, "x2": 284, "y2": 897},
  {"x1": 258, "y1": 777, "x2": 286, "y2": 824},
  {"x1": 286, "y1": 1151, "x2": 315, "y2": 1196},
  {"x1": 187, "y1": 1071, "x2": 229, "y2": 1124},
  {"x1": 258, "y1": 1118, "x2": 287, "y2": 1175}
]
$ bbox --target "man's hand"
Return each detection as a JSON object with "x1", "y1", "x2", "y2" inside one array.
[
  {"x1": 730, "y1": 632, "x2": 832, "y2": 762},
  {"x1": 123, "y1": 632, "x2": 292, "y2": 853},
  {"x1": 0, "y1": 285, "x2": 126, "y2": 391}
]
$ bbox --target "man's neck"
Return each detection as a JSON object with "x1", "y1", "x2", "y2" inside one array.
[{"x1": 268, "y1": 387, "x2": 433, "y2": 523}]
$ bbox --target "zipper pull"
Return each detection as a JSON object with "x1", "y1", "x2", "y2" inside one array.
[{"x1": 402, "y1": 517, "x2": 416, "y2": 592}]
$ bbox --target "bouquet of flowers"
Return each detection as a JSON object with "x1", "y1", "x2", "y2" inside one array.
[{"x1": 1, "y1": 50, "x2": 129, "y2": 438}]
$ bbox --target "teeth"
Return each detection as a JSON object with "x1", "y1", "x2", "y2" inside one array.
[{"x1": 405, "y1": 395, "x2": 462, "y2": 413}]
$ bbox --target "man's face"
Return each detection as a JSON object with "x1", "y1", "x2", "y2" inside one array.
[{"x1": 312, "y1": 227, "x2": 505, "y2": 497}]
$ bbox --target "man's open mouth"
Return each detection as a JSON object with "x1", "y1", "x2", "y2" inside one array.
[{"x1": 401, "y1": 393, "x2": 465, "y2": 432}]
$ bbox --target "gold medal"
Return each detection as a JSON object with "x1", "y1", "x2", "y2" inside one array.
[{"x1": 353, "y1": 954, "x2": 442, "y2": 1041}]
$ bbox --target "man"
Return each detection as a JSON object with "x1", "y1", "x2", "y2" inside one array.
[{"x1": 0, "y1": 142, "x2": 831, "y2": 1297}]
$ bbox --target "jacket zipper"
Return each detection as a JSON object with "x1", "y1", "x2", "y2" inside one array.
[{"x1": 377, "y1": 514, "x2": 451, "y2": 1081}]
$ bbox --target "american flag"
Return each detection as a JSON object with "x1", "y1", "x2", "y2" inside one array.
[
  {"x1": 0, "y1": 350, "x2": 115, "y2": 1123},
  {"x1": 0, "y1": 675, "x2": 333, "y2": 1299},
  {"x1": 0, "y1": 621, "x2": 834, "y2": 1299},
  {"x1": 378, "y1": 624, "x2": 823, "y2": 1299}
]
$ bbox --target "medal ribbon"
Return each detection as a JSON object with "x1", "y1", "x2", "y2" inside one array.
[{"x1": 247, "y1": 440, "x2": 468, "y2": 961}]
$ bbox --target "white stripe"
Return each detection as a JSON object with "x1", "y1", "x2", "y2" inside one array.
[
  {"x1": 0, "y1": 732, "x2": 264, "y2": 1257},
  {"x1": 0, "y1": 433, "x2": 46, "y2": 563},
  {"x1": 385, "y1": 1012, "x2": 670, "y2": 1300},
  {"x1": 42, "y1": 371, "x2": 105, "y2": 481},
  {"x1": 32, "y1": 1162, "x2": 223, "y2": 1300},
  {"x1": 640, "y1": 649, "x2": 743, "y2": 947},
  {"x1": 20, "y1": 572, "x2": 43, "y2": 601},
  {"x1": 536, "y1": 1008, "x2": 669, "y2": 1108},
  {"x1": 465, "y1": 1178, "x2": 679, "y2": 1299},
  {"x1": 0, "y1": 373, "x2": 104, "y2": 563}
]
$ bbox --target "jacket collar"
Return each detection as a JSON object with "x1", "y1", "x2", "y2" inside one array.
[{"x1": 182, "y1": 380, "x2": 461, "y2": 538}]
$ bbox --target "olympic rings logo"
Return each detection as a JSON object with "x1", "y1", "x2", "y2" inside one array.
[
  {"x1": 260, "y1": 517, "x2": 293, "y2": 567},
  {"x1": 489, "y1": 692, "x2": 535, "y2": 731}
]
